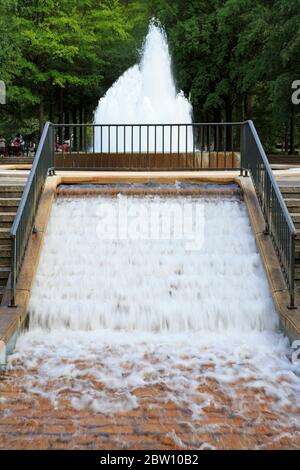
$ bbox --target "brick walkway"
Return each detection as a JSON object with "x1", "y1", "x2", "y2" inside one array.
[{"x1": 1, "y1": 369, "x2": 300, "y2": 450}]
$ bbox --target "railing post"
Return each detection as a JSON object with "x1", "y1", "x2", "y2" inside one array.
[
  {"x1": 289, "y1": 233, "x2": 297, "y2": 309},
  {"x1": 51, "y1": 123, "x2": 55, "y2": 170},
  {"x1": 264, "y1": 175, "x2": 271, "y2": 235},
  {"x1": 10, "y1": 235, "x2": 16, "y2": 308},
  {"x1": 240, "y1": 122, "x2": 247, "y2": 176}
]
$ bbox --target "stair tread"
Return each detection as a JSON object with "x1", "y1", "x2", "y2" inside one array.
[
  {"x1": 0, "y1": 183, "x2": 25, "y2": 187},
  {"x1": 285, "y1": 199, "x2": 300, "y2": 205},
  {"x1": 0, "y1": 197, "x2": 21, "y2": 201}
]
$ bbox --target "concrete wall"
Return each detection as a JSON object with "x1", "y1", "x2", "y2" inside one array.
[{"x1": 55, "y1": 152, "x2": 241, "y2": 170}]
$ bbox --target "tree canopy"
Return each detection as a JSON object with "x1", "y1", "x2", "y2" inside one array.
[
  {"x1": 0, "y1": 0, "x2": 299, "y2": 152},
  {"x1": 0, "y1": 0, "x2": 149, "y2": 137},
  {"x1": 151, "y1": 0, "x2": 300, "y2": 152}
]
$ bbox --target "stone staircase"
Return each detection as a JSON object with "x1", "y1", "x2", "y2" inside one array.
[
  {"x1": 0, "y1": 181, "x2": 25, "y2": 303},
  {"x1": 0, "y1": 156, "x2": 33, "y2": 166},
  {"x1": 280, "y1": 186, "x2": 300, "y2": 291}
]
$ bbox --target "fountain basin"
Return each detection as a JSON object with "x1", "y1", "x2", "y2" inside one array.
[{"x1": 0, "y1": 171, "x2": 300, "y2": 368}]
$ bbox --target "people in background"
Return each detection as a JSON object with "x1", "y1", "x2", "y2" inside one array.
[
  {"x1": 11, "y1": 134, "x2": 25, "y2": 156},
  {"x1": 55, "y1": 135, "x2": 70, "y2": 153},
  {"x1": 27, "y1": 140, "x2": 36, "y2": 157},
  {"x1": 0, "y1": 136, "x2": 6, "y2": 156}
]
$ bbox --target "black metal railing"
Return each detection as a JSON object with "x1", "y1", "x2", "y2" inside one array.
[
  {"x1": 53, "y1": 123, "x2": 243, "y2": 171},
  {"x1": 10, "y1": 122, "x2": 54, "y2": 306},
  {"x1": 242, "y1": 120, "x2": 297, "y2": 308},
  {"x1": 8, "y1": 120, "x2": 297, "y2": 308}
]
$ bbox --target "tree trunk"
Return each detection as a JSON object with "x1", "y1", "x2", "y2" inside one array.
[
  {"x1": 39, "y1": 102, "x2": 45, "y2": 136},
  {"x1": 59, "y1": 88, "x2": 64, "y2": 144},
  {"x1": 284, "y1": 122, "x2": 289, "y2": 153},
  {"x1": 246, "y1": 91, "x2": 254, "y2": 120},
  {"x1": 236, "y1": 96, "x2": 243, "y2": 148},
  {"x1": 64, "y1": 110, "x2": 70, "y2": 141},
  {"x1": 72, "y1": 108, "x2": 77, "y2": 150},
  {"x1": 49, "y1": 89, "x2": 53, "y2": 124},
  {"x1": 79, "y1": 103, "x2": 83, "y2": 150},
  {"x1": 225, "y1": 99, "x2": 233, "y2": 151},
  {"x1": 289, "y1": 111, "x2": 295, "y2": 155}
]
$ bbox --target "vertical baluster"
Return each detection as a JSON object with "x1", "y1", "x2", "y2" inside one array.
[
  {"x1": 178, "y1": 125, "x2": 180, "y2": 169},
  {"x1": 208, "y1": 125, "x2": 211, "y2": 168},
  {"x1": 224, "y1": 125, "x2": 227, "y2": 166},
  {"x1": 231, "y1": 125, "x2": 234, "y2": 168},
  {"x1": 147, "y1": 125, "x2": 149, "y2": 170},
  {"x1": 116, "y1": 125, "x2": 118, "y2": 155},
  {"x1": 185, "y1": 125, "x2": 188, "y2": 168},
  {"x1": 216, "y1": 125, "x2": 219, "y2": 169},
  {"x1": 169, "y1": 125, "x2": 172, "y2": 170},
  {"x1": 131, "y1": 125, "x2": 134, "y2": 170},
  {"x1": 200, "y1": 125, "x2": 204, "y2": 169},
  {"x1": 193, "y1": 124, "x2": 195, "y2": 168}
]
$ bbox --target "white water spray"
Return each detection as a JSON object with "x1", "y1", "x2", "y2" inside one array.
[{"x1": 94, "y1": 22, "x2": 193, "y2": 152}]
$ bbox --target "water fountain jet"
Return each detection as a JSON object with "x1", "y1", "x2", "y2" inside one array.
[{"x1": 94, "y1": 21, "x2": 193, "y2": 153}]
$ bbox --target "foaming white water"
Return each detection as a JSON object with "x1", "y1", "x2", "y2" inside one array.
[
  {"x1": 94, "y1": 22, "x2": 193, "y2": 152},
  {"x1": 7, "y1": 196, "x2": 300, "y2": 424},
  {"x1": 28, "y1": 197, "x2": 277, "y2": 333}
]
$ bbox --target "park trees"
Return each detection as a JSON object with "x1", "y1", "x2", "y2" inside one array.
[
  {"x1": 150, "y1": 0, "x2": 300, "y2": 151},
  {"x1": 259, "y1": 0, "x2": 300, "y2": 152},
  {"x1": 0, "y1": 0, "x2": 299, "y2": 151},
  {"x1": 0, "y1": 0, "x2": 149, "y2": 136}
]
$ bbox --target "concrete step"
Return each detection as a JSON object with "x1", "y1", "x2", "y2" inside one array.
[
  {"x1": 0, "y1": 228, "x2": 11, "y2": 245},
  {"x1": 290, "y1": 214, "x2": 300, "y2": 229},
  {"x1": 285, "y1": 199, "x2": 300, "y2": 213},
  {"x1": 0, "y1": 198, "x2": 20, "y2": 213},
  {"x1": 0, "y1": 257, "x2": 11, "y2": 267},
  {"x1": 0, "y1": 267, "x2": 10, "y2": 287},
  {"x1": 0, "y1": 212, "x2": 15, "y2": 225},
  {"x1": 295, "y1": 267, "x2": 300, "y2": 281},
  {"x1": 294, "y1": 234, "x2": 300, "y2": 259},
  {"x1": 280, "y1": 186, "x2": 300, "y2": 199},
  {"x1": 0, "y1": 185, "x2": 24, "y2": 199},
  {"x1": 0, "y1": 157, "x2": 33, "y2": 165},
  {"x1": 0, "y1": 245, "x2": 11, "y2": 257},
  {"x1": 268, "y1": 154, "x2": 300, "y2": 164}
]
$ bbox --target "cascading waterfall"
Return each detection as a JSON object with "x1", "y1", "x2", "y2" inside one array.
[
  {"x1": 93, "y1": 21, "x2": 194, "y2": 153},
  {"x1": 7, "y1": 194, "x2": 300, "y2": 424}
]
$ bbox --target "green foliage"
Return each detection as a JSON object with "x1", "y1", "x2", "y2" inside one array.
[
  {"x1": 0, "y1": 0, "x2": 150, "y2": 136},
  {"x1": 151, "y1": 0, "x2": 300, "y2": 151},
  {"x1": 0, "y1": 0, "x2": 299, "y2": 152}
]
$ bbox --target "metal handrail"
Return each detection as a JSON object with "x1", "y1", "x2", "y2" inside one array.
[
  {"x1": 243, "y1": 120, "x2": 297, "y2": 307},
  {"x1": 246, "y1": 121, "x2": 296, "y2": 234},
  {"x1": 10, "y1": 122, "x2": 54, "y2": 306},
  {"x1": 54, "y1": 122, "x2": 245, "y2": 126},
  {"x1": 53, "y1": 122, "x2": 243, "y2": 171}
]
